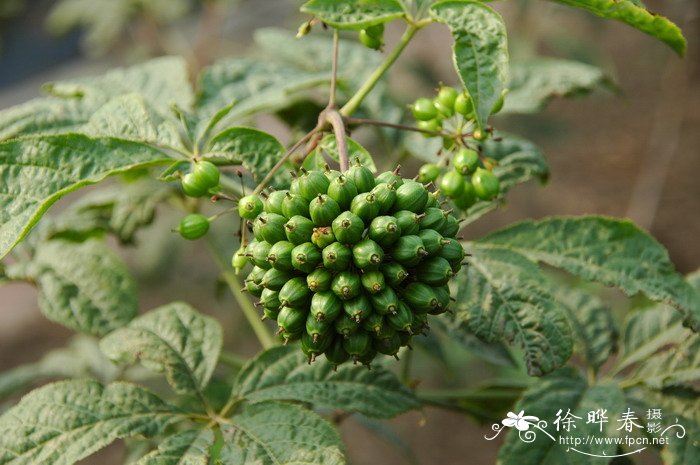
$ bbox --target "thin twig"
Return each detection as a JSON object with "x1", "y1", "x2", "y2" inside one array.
[
  {"x1": 345, "y1": 117, "x2": 457, "y2": 139},
  {"x1": 329, "y1": 29, "x2": 340, "y2": 108},
  {"x1": 252, "y1": 128, "x2": 321, "y2": 195},
  {"x1": 325, "y1": 110, "x2": 350, "y2": 171}
]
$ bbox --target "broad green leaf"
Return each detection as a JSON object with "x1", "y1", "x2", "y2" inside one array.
[
  {"x1": 220, "y1": 401, "x2": 345, "y2": 465},
  {"x1": 206, "y1": 127, "x2": 288, "y2": 186},
  {"x1": 196, "y1": 58, "x2": 328, "y2": 120},
  {"x1": 21, "y1": 238, "x2": 138, "y2": 336},
  {"x1": 100, "y1": 302, "x2": 223, "y2": 396},
  {"x1": 232, "y1": 346, "x2": 419, "y2": 418},
  {"x1": 301, "y1": 0, "x2": 405, "y2": 29},
  {"x1": 553, "y1": 286, "x2": 617, "y2": 372},
  {"x1": 45, "y1": 178, "x2": 172, "y2": 244},
  {"x1": 618, "y1": 305, "x2": 687, "y2": 371},
  {"x1": 432, "y1": 318, "x2": 518, "y2": 367},
  {"x1": 462, "y1": 132, "x2": 549, "y2": 224},
  {"x1": 503, "y1": 59, "x2": 612, "y2": 114},
  {"x1": 635, "y1": 332, "x2": 700, "y2": 388},
  {"x1": 254, "y1": 28, "x2": 383, "y2": 90},
  {"x1": 304, "y1": 134, "x2": 378, "y2": 173},
  {"x1": 136, "y1": 429, "x2": 214, "y2": 465},
  {"x1": 453, "y1": 243, "x2": 573, "y2": 375},
  {"x1": 0, "y1": 336, "x2": 118, "y2": 401},
  {"x1": 498, "y1": 368, "x2": 626, "y2": 465},
  {"x1": 0, "y1": 134, "x2": 173, "y2": 259},
  {"x1": 547, "y1": 0, "x2": 686, "y2": 56},
  {"x1": 0, "y1": 380, "x2": 183, "y2": 465},
  {"x1": 661, "y1": 422, "x2": 700, "y2": 465},
  {"x1": 430, "y1": 1, "x2": 508, "y2": 129},
  {"x1": 479, "y1": 216, "x2": 700, "y2": 330},
  {"x1": 0, "y1": 57, "x2": 193, "y2": 141},
  {"x1": 83, "y1": 94, "x2": 185, "y2": 150}
]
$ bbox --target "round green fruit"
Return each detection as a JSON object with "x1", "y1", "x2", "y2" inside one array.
[
  {"x1": 439, "y1": 170, "x2": 465, "y2": 198},
  {"x1": 418, "y1": 164, "x2": 441, "y2": 183},
  {"x1": 332, "y1": 211, "x2": 365, "y2": 245},
  {"x1": 453, "y1": 148, "x2": 480, "y2": 175},
  {"x1": 309, "y1": 194, "x2": 341, "y2": 227},
  {"x1": 307, "y1": 268, "x2": 333, "y2": 292},
  {"x1": 411, "y1": 97, "x2": 439, "y2": 121},
  {"x1": 472, "y1": 167, "x2": 500, "y2": 200},
  {"x1": 359, "y1": 29, "x2": 382, "y2": 50},
  {"x1": 238, "y1": 195, "x2": 264, "y2": 220},
  {"x1": 352, "y1": 239, "x2": 384, "y2": 269},
  {"x1": 178, "y1": 214, "x2": 209, "y2": 240}
]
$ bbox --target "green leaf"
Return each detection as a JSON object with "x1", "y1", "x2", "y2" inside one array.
[
  {"x1": 45, "y1": 178, "x2": 172, "y2": 244},
  {"x1": 196, "y1": 58, "x2": 328, "y2": 121},
  {"x1": 547, "y1": 0, "x2": 686, "y2": 56},
  {"x1": 300, "y1": 0, "x2": 405, "y2": 30},
  {"x1": 503, "y1": 58, "x2": 612, "y2": 114},
  {"x1": 232, "y1": 346, "x2": 419, "y2": 418},
  {"x1": 661, "y1": 422, "x2": 700, "y2": 465},
  {"x1": 0, "y1": 380, "x2": 183, "y2": 465},
  {"x1": 23, "y1": 238, "x2": 138, "y2": 336},
  {"x1": 83, "y1": 94, "x2": 185, "y2": 150},
  {"x1": 498, "y1": 368, "x2": 626, "y2": 464},
  {"x1": 479, "y1": 216, "x2": 700, "y2": 331},
  {"x1": 0, "y1": 335, "x2": 119, "y2": 401},
  {"x1": 100, "y1": 302, "x2": 223, "y2": 396},
  {"x1": 206, "y1": 127, "x2": 288, "y2": 186},
  {"x1": 635, "y1": 331, "x2": 700, "y2": 388},
  {"x1": 0, "y1": 57, "x2": 193, "y2": 141},
  {"x1": 220, "y1": 401, "x2": 345, "y2": 465},
  {"x1": 0, "y1": 134, "x2": 173, "y2": 259},
  {"x1": 430, "y1": 0, "x2": 509, "y2": 129},
  {"x1": 136, "y1": 429, "x2": 214, "y2": 465},
  {"x1": 453, "y1": 243, "x2": 573, "y2": 376},
  {"x1": 553, "y1": 286, "x2": 618, "y2": 372},
  {"x1": 304, "y1": 134, "x2": 377, "y2": 173}
]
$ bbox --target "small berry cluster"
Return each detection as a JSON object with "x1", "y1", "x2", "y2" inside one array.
[
  {"x1": 177, "y1": 161, "x2": 221, "y2": 240},
  {"x1": 236, "y1": 161, "x2": 465, "y2": 367}
]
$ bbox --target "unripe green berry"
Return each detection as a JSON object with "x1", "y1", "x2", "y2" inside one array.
[
  {"x1": 371, "y1": 287, "x2": 400, "y2": 315},
  {"x1": 310, "y1": 291, "x2": 343, "y2": 321},
  {"x1": 261, "y1": 268, "x2": 294, "y2": 291},
  {"x1": 311, "y1": 226, "x2": 336, "y2": 249},
  {"x1": 346, "y1": 159, "x2": 375, "y2": 193},
  {"x1": 327, "y1": 175, "x2": 358, "y2": 210},
  {"x1": 394, "y1": 180, "x2": 429, "y2": 213},
  {"x1": 453, "y1": 180, "x2": 477, "y2": 209},
  {"x1": 439, "y1": 170, "x2": 466, "y2": 198},
  {"x1": 332, "y1": 211, "x2": 365, "y2": 245},
  {"x1": 307, "y1": 268, "x2": 333, "y2": 292},
  {"x1": 418, "y1": 228, "x2": 446, "y2": 256},
  {"x1": 402, "y1": 282, "x2": 440, "y2": 314},
  {"x1": 309, "y1": 194, "x2": 341, "y2": 227},
  {"x1": 325, "y1": 337, "x2": 351, "y2": 366},
  {"x1": 335, "y1": 313, "x2": 361, "y2": 337},
  {"x1": 375, "y1": 170, "x2": 404, "y2": 188},
  {"x1": 238, "y1": 195, "x2": 264, "y2": 220},
  {"x1": 453, "y1": 148, "x2": 480, "y2": 175},
  {"x1": 322, "y1": 242, "x2": 352, "y2": 271},
  {"x1": 282, "y1": 192, "x2": 310, "y2": 218},
  {"x1": 394, "y1": 210, "x2": 422, "y2": 236},
  {"x1": 343, "y1": 294, "x2": 372, "y2": 322},
  {"x1": 359, "y1": 29, "x2": 382, "y2": 50},
  {"x1": 256, "y1": 212, "x2": 287, "y2": 244},
  {"x1": 343, "y1": 331, "x2": 372, "y2": 358},
  {"x1": 472, "y1": 167, "x2": 500, "y2": 200},
  {"x1": 266, "y1": 241, "x2": 295, "y2": 271},
  {"x1": 232, "y1": 245, "x2": 248, "y2": 274},
  {"x1": 277, "y1": 306, "x2": 307, "y2": 334},
  {"x1": 391, "y1": 235, "x2": 428, "y2": 267},
  {"x1": 418, "y1": 164, "x2": 441, "y2": 183},
  {"x1": 284, "y1": 215, "x2": 315, "y2": 245},
  {"x1": 368, "y1": 215, "x2": 401, "y2": 248},
  {"x1": 278, "y1": 277, "x2": 312, "y2": 308},
  {"x1": 181, "y1": 173, "x2": 208, "y2": 198},
  {"x1": 382, "y1": 262, "x2": 409, "y2": 288},
  {"x1": 352, "y1": 239, "x2": 384, "y2": 269},
  {"x1": 291, "y1": 242, "x2": 322, "y2": 273},
  {"x1": 371, "y1": 182, "x2": 397, "y2": 214},
  {"x1": 350, "y1": 192, "x2": 381, "y2": 224},
  {"x1": 454, "y1": 92, "x2": 473, "y2": 116},
  {"x1": 411, "y1": 97, "x2": 439, "y2": 121},
  {"x1": 420, "y1": 207, "x2": 449, "y2": 232},
  {"x1": 297, "y1": 169, "x2": 330, "y2": 201},
  {"x1": 264, "y1": 190, "x2": 287, "y2": 215},
  {"x1": 193, "y1": 161, "x2": 220, "y2": 189},
  {"x1": 436, "y1": 86, "x2": 459, "y2": 111},
  {"x1": 331, "y1": 271, "x2": 362, "y2": 301},
  {"x1": 387, "y1": 302, "x2": 414, "y2": 333},
  {"x1": 416, "y1": 119, "x2": 442, "y2": 135},
  {"x1": 417, "y1": 256, "x2": 454, "y2": 286},
  {"x1": 178, "y1": 213, "x2": 209, "y2": 240},
  {"x1": 361, "y1": 270, "x2": 385, "y2": 295}
]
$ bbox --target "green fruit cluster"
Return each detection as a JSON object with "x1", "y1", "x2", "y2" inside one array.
[
  {"x1": 176, "y1": 161, "x2": 221, "y2": 240},
  {"x1": 238, "y1": 161, "x2": 465, "y2": 367},
  {"x1": 416, "y1": 148, "x2": 501, "y2": 210}
]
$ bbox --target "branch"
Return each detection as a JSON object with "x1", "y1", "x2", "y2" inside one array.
[
  {"x1": 325, "y1": 110, "x2": 350, "y2": 171},
  {"x1": 329, "y1": 29, "x2": 340, "y2": 108},
  {"x1": 345, "y1": 117, "x2": 456, "y2": 139}
]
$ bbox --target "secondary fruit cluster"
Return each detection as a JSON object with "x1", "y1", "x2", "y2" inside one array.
[
  {"x1": 177, "y1": 160, "x2": 221, "y2": 240},
  {"x1": 418, "y1": 148, "x2": 501, "y2": 210},
  {"x1": 237, "y1": 161, "x2": 465, "y2": 366}
]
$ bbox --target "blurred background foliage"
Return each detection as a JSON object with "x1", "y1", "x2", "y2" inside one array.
[{"x1": 0, "y1": 0, "x2": 697, "y2": 464}]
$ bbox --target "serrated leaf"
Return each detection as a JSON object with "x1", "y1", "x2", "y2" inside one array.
[
  {"x1": 100, "y1": 302, "x2": 223, "y2": 396},
  {"x1": 0, "y1": 336, "x2": 118, "y2": 401},
  {"x1": 220, "y1": 401, "x2": 345, "y2": 465},
  {"x1": 206, "y1": 127, "x2": 289, "y2": 186},
  {"x1": 26, "y1": 238, "x2": 138, "y2": 336},
  {"x1": 232, "y1": 346, "x2": 419, "y2": 418},
  {"x1": 498, "y1": 368, "x2": 626, "y2": 465},
  {"x1": 45, "y1": 178, "x2": 172, "y2": 244},
  {"x1": 0, "y1": 380, "x2": 183, "y2": 465},
  {"x1": 83, "y1": 94, "x2": 185, "y2": 149},
  {"x1": 553, "y1": 286, "x2": 617, "y2": 372},
  {"x1": 503, "y1": 58, "x2": 612, "y2": 114},
  {"x1": 635, "y1": 333, "x2": 700, "y2": 388},
  {"x1": 431, "y1": 317, "x2": 517, "y2": 367},
  {"x1": 196, "y1": 58, "x2": 328, "y2": 121},
  {"x1": 548, "y1": 0, "x2": 686, "y2": 56},
  {"x1": 304, "y1": 134, "x2": 377, "y2": 173},
  {"x1": 661, "y1": 421, "x2": 700, "y2": 465},
  {"x1": 430, "y1": 0, "x2": 508, "y2": 129},
  {"x1": 301, "y1": 0, "x2": 405, "y2": 30},
  {"x1": 136, "y1": 429, "x2": 214, "y2": 465},
  {"x1": 453, "y1": 243, "x2": 573, "y2": 376},
  {"x1": 479, "y1": 216, "x2": 700, "y2": 330},
  {"x1": 0, "y1": 134, "x2": 173, "y2": 259},
  {"x1": 0, "y1": 57, "x2": 193, "y2": 141}
]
